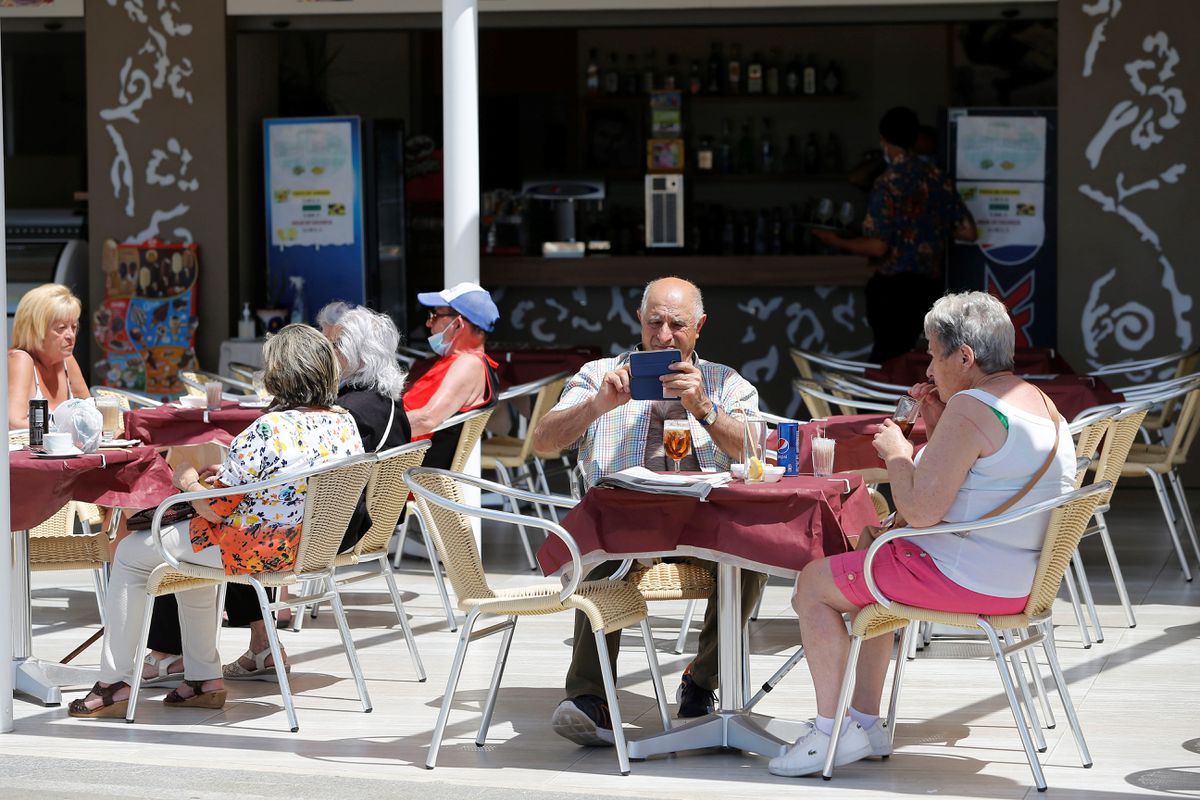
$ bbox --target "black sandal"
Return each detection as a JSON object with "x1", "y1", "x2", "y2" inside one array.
[
  {"x1": 163, "y1": 679, "x2": 227, "y2": 709},
  {"x1": 68, "y1": 681, "x2": 130, "y2": 718}
]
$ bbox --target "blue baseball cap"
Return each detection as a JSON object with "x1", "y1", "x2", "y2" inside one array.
[{"x1": 417, "y1": 281, "x2": 500, "y2": 332}]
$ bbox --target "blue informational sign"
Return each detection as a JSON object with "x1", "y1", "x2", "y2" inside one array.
[{"x1": 263, "y1": 116, "x2": 366, "y2": 322}]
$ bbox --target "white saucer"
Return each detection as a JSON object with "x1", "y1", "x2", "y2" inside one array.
[
  {"x1": 33, "y1": 447, "x2": 85, "y2": 458},
  {"x1": 238, "y1": 399, "x2": 271, "y2": 409}
]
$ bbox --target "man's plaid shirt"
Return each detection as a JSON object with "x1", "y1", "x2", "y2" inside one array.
[{"x1": 551, "y1": 351, "x2": 759, "y2": 486}]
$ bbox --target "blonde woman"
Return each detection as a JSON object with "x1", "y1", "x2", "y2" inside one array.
[{"x1": 7, "y1": 283, "x2": 90, "y2": 428}]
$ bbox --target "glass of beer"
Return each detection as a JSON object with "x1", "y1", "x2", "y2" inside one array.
[
  {"x1": 663, "y1": 420, "x2": 692, "y2": 472},
  {"x1": 95, "y1": 396, "x2": 122, "y2": 443},
  {"x1": 893, "y1": 396, "x2": 920, "y2": 438}
]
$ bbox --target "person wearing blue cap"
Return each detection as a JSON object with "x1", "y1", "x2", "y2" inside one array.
[{"x1": 405, "y1": 282, "x2": 502, "y2": 469}]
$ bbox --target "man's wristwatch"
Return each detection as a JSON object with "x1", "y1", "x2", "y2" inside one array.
[{"x1": 698, "y1": 404, "x2": 719, "y2": 427}]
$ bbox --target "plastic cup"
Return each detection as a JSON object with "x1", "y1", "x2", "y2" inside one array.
[
  {"x1": 95, "y1": 396, "x2": 121, "y2": 442},
  {"x1": 812, "y1": 436, "x2": 836, "y2": 477},
  {"x1": 205, "y1": 381, "x2": 224, "y2": 411},
  {"x1": 742, "y1": 418, "x2": 769, "y2": 482}
]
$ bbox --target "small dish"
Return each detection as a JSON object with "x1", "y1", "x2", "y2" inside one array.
[
  {"x1": 176, "y1": 396, "x2": 208, "y2": 409},
  {"x1": 33, "y1": 447, "x2": 85, "y2": 458},
  {"x1": 238, "y1": 399, "x2": 271, "y2": 409},
  {"x1": 731, "y1": 463, "x2": 785, "y2": 483}
]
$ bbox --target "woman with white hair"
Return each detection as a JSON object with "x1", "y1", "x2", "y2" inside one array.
[{"x1": 770, "y1": 291, "x2": 1075, "y2": 777}]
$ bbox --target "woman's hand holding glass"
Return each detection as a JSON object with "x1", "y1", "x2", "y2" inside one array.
[{"x1": 872, "y1": 418, "x2": 913, "y2": 462}]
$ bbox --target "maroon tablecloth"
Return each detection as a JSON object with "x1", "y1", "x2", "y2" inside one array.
[
  {"x1": 537, "y1": 474, "x2": 879, "y2": 578},
  {"x1": 408, "y1": 346, "x2": 599, "y2": 391},
  {"x1": 865, "y1": 347, "x2": 1076, "y2": 386},
  {"x1": 124, "y1": 401, "x2": 265, "y2": 448},
  {"x1": 798, "y1": 414, "x2": 928, "y2": 474},
  {"x1": 9, "y1": 446, "x2": 176, "y2": 531}
]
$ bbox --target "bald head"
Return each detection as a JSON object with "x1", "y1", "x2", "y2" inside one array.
[{"x1": 640, "y1": 277, "x2": 704, "y2": 325}]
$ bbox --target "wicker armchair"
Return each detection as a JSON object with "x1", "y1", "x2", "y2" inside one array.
[
  {"x1": 124, "y1": 452, "x2": 377, "y2": 732},
  {"x1": 406, "y1": 466, "x2": 670, "y2": 776},
  {"x1": 392, "y1": 405, "x2": 496, "y2": 631},
  {"x1": 90, "y1": 385, "x2": 163, "y2": 410},
  {"x1": 481, "y1": 373, "x2": 570, "y2": 570},
  {"x1": 822, "y1": 481, "x2": 1111, "y2": 791},
  {"x1": 179, "y1": 369, "x2": 254, "y2": 399}
]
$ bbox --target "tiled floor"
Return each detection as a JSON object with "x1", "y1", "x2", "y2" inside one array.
[{"x1": 3, "y1": 486, "x2": 1199, "y2": 799}]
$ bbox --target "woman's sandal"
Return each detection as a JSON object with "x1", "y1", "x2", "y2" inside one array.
[
  {"x1": 222, "y1": 648, "x2": 290, "y2": 681},
  {"x1": 67, "y1": 681, "x2": 130, "y2": 718},
  {"x1": 142, "y1": 652, "x2": 184, "y2": 686},
  {"x1": 163, "y1": 679, "x2": 226, "y2": 709}
]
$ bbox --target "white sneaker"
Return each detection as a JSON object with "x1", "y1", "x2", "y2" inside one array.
[
  {"x1": 861, "y1": 719, "x2": 892, "y2": 758},
  {"x1": 768, "y1": 722, "x2": 872, "y2": 777}
]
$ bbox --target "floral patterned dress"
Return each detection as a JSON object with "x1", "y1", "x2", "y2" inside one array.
[{"x1": 189, "y1": 408, "x2": 364, "y2": 574}]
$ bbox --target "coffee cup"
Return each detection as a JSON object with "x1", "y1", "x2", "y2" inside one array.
[{"x1": 43, "y1": 432, "x2": 75, "y2": 455}]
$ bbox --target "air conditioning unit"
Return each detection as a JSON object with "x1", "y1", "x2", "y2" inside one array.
[{"x1": 645, "y1": 174, "x2": 684, "y2": 249}]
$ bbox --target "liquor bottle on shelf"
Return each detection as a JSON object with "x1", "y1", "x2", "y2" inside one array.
[
  {"x1": 696, "y1": 135, "x2": 715, "y2": 172},
  {"x1": 785, "y1": 53, "x2": 801, "y2": 95},
  {"x1": 760, "y1": 117, "x2": 776, "y2": 175},
  {"x1": 736, "y1": 119, "x2": 755, "y2": 174},
  {"x1": 728, "y1": 44, "x2": 742, "y2": 95},
  {"x1": 642, "y1": 48, "x2": 657, "y2": 94},
  {"x1": 604, "y1": 52, "x2": 620, "y2": 95},
  {"x1": 707, "y1": 42, "x2": 724, "y2": 94},
  {"x1": 718, "y1": 118, "x2": 734, "y2": 174},
  {"x1": 623, "y1": 54, "x2": 639, "y2": 96},
  {"x1": 803, "y1": 131, "x2": 820, "y2": 174},
  {"x1": 688, "y1": 60, "x2": 703, "y2": 94},
  {"x1": 822, "y1": 60, "x2": 841, "y2": 95},
  {"x1": 747, "y1": 51, "x2": 763, "y2": 94},
  {"x1": 765, "y1": 49, "x2": 781, "y2": 96},
  {"x1": 802, "y1": 54, "x2": 817, "y2": 96},
  {"x1": 586, "y1": 48, "x2": 600, "y2": 95},
  {"x1": 782, "y1": 134, "x2": 801, "y2": 174},
  {"x1": 822, "y1": 131, "x2": 843, "y2": 174},
  {"x1": 664, "y1": 52, "x2": 679, "y2": 91}
]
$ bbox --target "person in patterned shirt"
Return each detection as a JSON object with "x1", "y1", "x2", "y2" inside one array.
[
  {"x1": 69, "y1": 325, "x2": 364, "y2": 718},
  {"x1": 815, "y1": 107, "x2": 977, "y2": 363},
  {"x1": 533, "y1": 277, "x2": 764, "y2": 746}
]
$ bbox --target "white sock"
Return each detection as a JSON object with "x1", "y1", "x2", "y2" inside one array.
[
  {"x1": 814, "y1": 715, "x2": 855, "y2": 736},
  {"x1": 849, "y1": 707, "x2": 879, "y2": 730}
]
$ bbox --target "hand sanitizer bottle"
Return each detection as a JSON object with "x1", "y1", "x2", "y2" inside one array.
[
  {"x1": 238, "y1": 302, "x2": 256, "y2": 339},
  {"x1": 288, "y1": 276, "x2": 307, "y2": 324}
]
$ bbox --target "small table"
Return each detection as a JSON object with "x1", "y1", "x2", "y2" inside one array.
[
  {"x1": 9, "y1": 446, "x2": 176, "y2": 704},
  {"x1": 538, "y1": 474, "x2": 879, "y2": 760},
  {"x1": 124, "y1": 401, "x2": 266, "y2": 448}
]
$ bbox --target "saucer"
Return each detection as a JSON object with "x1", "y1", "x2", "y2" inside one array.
[
  {"x1": 33, "y1": 447, "x2": 84, "y2": 458},
  {"x1": 238, "y1": 399, "x2": 271, "y2": 409}
]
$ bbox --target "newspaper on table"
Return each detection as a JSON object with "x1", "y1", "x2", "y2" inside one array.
[{"x1": 596, "y1": 466, "x2": 733, "y2": 500}]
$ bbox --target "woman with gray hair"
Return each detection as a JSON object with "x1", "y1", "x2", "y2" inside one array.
[
  {"x1": 770, "y1": 291, "x2": 1075, "y2": 777},
  {"x1": 70, "y1": 325, "x2": 364, "y2": 717}
]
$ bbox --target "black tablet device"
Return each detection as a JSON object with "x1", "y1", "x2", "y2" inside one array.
[{"x1": 628, "y1": 349, "x2": 683, "y2": 401}]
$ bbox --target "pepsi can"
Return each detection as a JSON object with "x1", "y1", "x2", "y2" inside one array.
[{"x1": 777, "y1": 421, "x2": 800, "y2": 476}]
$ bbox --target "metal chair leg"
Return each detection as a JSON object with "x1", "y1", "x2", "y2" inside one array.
[
  {"x1": 291, "y1": 581, "x2": 309, "y2": 632},
  {"x1": 91, "y1": 569, "x2": 107, "y2": 627},
  {"x1": 533, "y1": 459, "x2": 559, "y2": 523},
  {"x1": 325, "y1": 574, "x2": 373, "y2": 713},
  {"x1": 1061, "y1": 564, "x2": 1093, "y2": 649},
  {"x1": 595, "y1": 628, "x2": 631, "y2": 775},
  {"x1": 1072, "y1": 550, "x2": 1105, "y2": 643},
  {"x1": 821, "y1": 633, "x2": 863, "y2": 780},
  {"x1": 380, "y1": 560, "x2": 427, "y2": 681},
  {"x1": 1040, "y1": 619, "x2": 1093, "y2": 768},
  {"x1": 906, "y1": 623, "x2": 920, "y2": 660},
  {"x1": 427, "y1": 611, "x2": 478, "y2": 769},
  {"x1": 1148, "y1": 469, "x2": 1192, "y2": 580},
  {"x1": 476, "y1": 617, "x2": 516, "y2": 745},
  {"x1": 1003, "y1": 629, "x2": 1046, "y2": 751},
  {"x1": 673, "y1": 598, "x2": 698, "y2": 654},
  {"x1": 743, "y1": 645, "x2": 804, "y2": 713},
  {"x1": 979, "y1": 620, "x2": 1047, "y2": 791},
  {"x1": 640, "y1": 619, "x2": 671, "y2": 732},
  {"x1": 1167, "y1": 469, "x2": 1200, "y2": 567},
  {"x1": 249, "y1": 579, "x2": 299, "y2": 732},
  {"x1": 1095, "y1": 511, "x2": 1137, "y2": 627},
  {"x1": 416, "y1": 509, "x2": 458, "y2": 631},
  {"x1": 885, "y1": 623, "x2": 916, "y2": 748},
  {"x1": 1019, "y1": 630, "x2": 1056, "y2": 729},
  {"x1": 215, "y1": 583, "x2": 228, "y2": 643},
  {"x1": 124, "y1": 596, "x2": 156, "y2": 723},
  {"x1": 494, "y1": 462, "x2": 538, "y2": 570}
]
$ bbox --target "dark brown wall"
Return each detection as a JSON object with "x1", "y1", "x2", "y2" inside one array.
[
  {"x1": 86, "y1": 1, "x2": 232, "y2": 372},
  {"x1": 1059, "y1": 3, "x2": 1198, "y2": 371}
]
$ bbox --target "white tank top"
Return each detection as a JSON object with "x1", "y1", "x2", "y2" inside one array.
[{"x1": 911, "y1": 388, "x2": 1076, "y2": 598}]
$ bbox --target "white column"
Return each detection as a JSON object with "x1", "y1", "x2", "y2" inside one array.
[
  {"x1": 442, "y1": 0, "x2": 480, "y2": 288},
  {"x1": 1, "y1": 18, "x2": 15, "y2": 733},
  {"x1": 442, "y1": 0, "x2": 483, "y2": 542}
]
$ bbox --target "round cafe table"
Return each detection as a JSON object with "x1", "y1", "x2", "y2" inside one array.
[
  {"x1": 124, "y1": 400, "x2": 267, "y2": 448},
  {"x1": 538, "y1": 473, "x2": 879, "y2": 761},
  {"x1": 9, "y1": 445, "x2": 176, "y2": 704}
]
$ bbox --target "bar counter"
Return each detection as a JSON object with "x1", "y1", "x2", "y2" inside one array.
[{"x1": 482, "y1": 255, "x2": 872, "y2": 288}]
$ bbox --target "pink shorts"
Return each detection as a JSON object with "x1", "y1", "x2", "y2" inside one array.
[{"x1": 830, "y1": 539, "x2": 1028, "y2": 615}]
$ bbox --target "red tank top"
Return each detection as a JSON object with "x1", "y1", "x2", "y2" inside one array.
[{"x1": 403, "y1": 351, "x2": 500, "y2": 437}]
